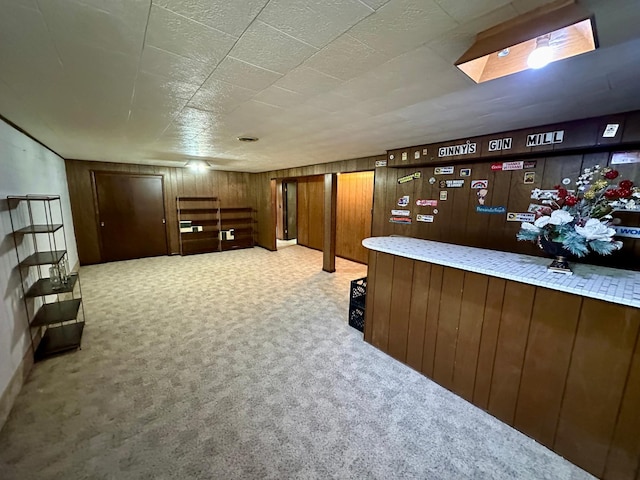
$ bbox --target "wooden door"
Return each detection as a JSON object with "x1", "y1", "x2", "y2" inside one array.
[
  {"x1": 336, "y1": 171, "x2": 374, "y2": 264},
  {"x1": 94, "y1": 172, "x2": 168, "y2": 262}
]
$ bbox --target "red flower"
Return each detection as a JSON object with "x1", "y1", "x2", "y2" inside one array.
[
  {"x1": 619, "y1": 180, "x2": 634, "y2": 190},
  {"x1": 618, "y1": 188, "x2": 632, "y2": 198},
  {"x1": 604, "y1": 170, "x2": 619, "y2": 179},
  {"x1": 553, "y1": 184, "x2": 561, "y2": 190},
  {"x1": 565, "y1": 195, "x2": 578, "y2": 206},
  {"x1": 604, "y1": 189, "x2": 620, "y2": 199},
  {"x1": 557, "y1": 188, "x2": 568, "y2": 198}
]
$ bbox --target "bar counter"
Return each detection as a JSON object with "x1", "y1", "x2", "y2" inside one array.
[
  {"x1": 362, "y1": 236, "x2": 640, "y2": 480},
  {"x1": 363, "y1": 236, "x2": 640, "y2": 308}
]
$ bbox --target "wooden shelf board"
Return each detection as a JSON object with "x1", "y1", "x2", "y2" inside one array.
[
  {"x1": 19, "y1": 250, "x2": 66, "y2": 267},
  {"x1": 32, "y1": 298, "x2": 82, "y2": 327},
  {"x1": 35, "y1": 322, "x2": 84, "y2": 361},
  {"x1": 25, "y1": 274, "x2": 78, "y2": 298},
  {"x1": 15, "y1": 224, "x2": 63, "y2": 234}
]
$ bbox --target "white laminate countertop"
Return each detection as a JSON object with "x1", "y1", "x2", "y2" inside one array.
[{"x1": 362, "y1": 236, "x2": 640, "y2": 309}]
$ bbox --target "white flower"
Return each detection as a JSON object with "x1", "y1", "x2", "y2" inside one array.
[
  {"x1": 521, "y1": 222, "x2": 539, "y2": 232},
  {"x1": 574, "y1": 218, "x2": 616, "y2": 241},
  {"x1": 534, "y1": 216, "x2": 551, "y2": 228},
  {"x1": 548, "y1": 209, "x2": 574, "y2": 225}
]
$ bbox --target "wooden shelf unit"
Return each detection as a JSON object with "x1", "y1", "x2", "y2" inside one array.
[
  {"x1": 7, "y1": 195, "x2": 86, "y2": 361},
  {"x1": 176, "y1": 196, "x2": 221, "y2": 256},
  {"x1": 219, "y1": 207, "x2": 256, "y2": 251}
]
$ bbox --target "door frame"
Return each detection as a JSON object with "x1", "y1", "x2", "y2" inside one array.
[{"x1": 90, "y1": 170, "x2": 170, "y2": 262}]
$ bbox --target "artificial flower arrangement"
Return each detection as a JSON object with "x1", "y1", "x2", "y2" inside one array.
[{"x1": 517, "y1": 165, "x2": 640, "y2": 257}]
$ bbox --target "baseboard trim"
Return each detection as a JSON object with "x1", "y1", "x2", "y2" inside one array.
[{"x1": 0, "y1": 347, "x2": 34, "y2": 432}]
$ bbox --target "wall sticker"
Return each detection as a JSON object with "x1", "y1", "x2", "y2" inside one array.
[
  {"x1": 524, "y1": 172, "x2": 536, "y2": 184},
  {"x1": 439, "y1": 179, "x2": 464, "y2": 188},
  {"x1": 375, "y1": 160, "x2": 387, "y2": 167},
  {"x1": 438, "y1": 140, "x2": 477, "y2": 157},
  {"x1": 434, "y1": 166, "x2": 454, "y2": 175},
  {"x1": 476, "y1": 189, "x2": 488, "y2": 205},
  {"x1": 612, "y1": 226, "x2": 640, "y2": 239},
  {"x1": 391, "y1": 209, "x2": 410, "y2": 216},
  {"x1": 397, "y1": 195, "x2": 410, "y2": 207},
  {"x1": 488, "y1": 137, "x2": 512, "y2": 152},
  {"x1": 389, "y1": 217, "x2": 412, "y2": 224},
  {"x1": 507, "y1": 212, "x2": 536, "y2": 222},
  {"x1": 611, "y1": 151, "x2": 640, "y2": 165},
  {"x1": 491, "y1": 160, "x2": 536, "y2": 171},
  {"x1": 429, "y1": 177, "x2": 437, "y2": 184},
  {"x1": 398, "y1": 172, "x2": 421, "y2": 184},
  {"x1": 603, "y1": 124, "x2": 620, "y2": 138},
  {"x1": 416, "y1": 199, "x2": 438, "y2": 206},
  {"x1": 416, "y1": 214, "x2": 434, "y2": 223},
  {"x1": 460, "y1": 168, "x2": 471, "y2": 177},
  {"x1": 526, "y1": 130, "x2": 564, "y2": 147},
  {"x1": 470, "y1": 179, "x2": 489, "y2": 189},
  {"x1": 401, "y1": 151, "x2": 408, "y2": 161},
  {"x1": 440, "y1": 191, "x2": 448, "y2": 201},
  {"x1": 476, "y1": 206, "x2": 506, "y2": 214},
  {"x1": 414, "y1": 151, "x2": 420, "y2": 159}
]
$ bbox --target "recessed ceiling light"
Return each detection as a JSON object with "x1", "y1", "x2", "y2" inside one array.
[
  {"x1": 497, "y1": 48, "x2": 510, "y2": 57},
  {"x1": 237, "y1": 136, "x2": 259, "y2": 142}
]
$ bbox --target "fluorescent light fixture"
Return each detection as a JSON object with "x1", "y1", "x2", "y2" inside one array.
[
  {"x1": 185, "y1": 159, "x2": 210, "y2": 173},
  {"x1": 455, "y1": 0, "x2": 597, "y2": 83}
]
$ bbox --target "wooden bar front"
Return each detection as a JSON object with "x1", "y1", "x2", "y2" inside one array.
[{"x1": 364, "y1": 250, "x2": 640, "y2": 480}]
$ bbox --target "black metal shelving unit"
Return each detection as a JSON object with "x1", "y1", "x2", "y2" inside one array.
[{"x1": 7, "y1": 195, "x2": 86, "y2": 361}]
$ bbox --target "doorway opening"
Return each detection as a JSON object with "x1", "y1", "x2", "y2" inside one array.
[{"x1": 276, "y1": 179, "x2": 298, "y2": 250}]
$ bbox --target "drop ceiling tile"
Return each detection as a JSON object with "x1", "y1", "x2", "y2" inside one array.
[
  {"x1": 304, "y1": 34, "x2": 391, "y2": 81},
  {"x1": 132, "y1": 72, "x2": 195, "y2": 110},
  {"x1": 258, "y1": 0, "x2": 373, "y2": 49},
  {"x1": 434, "y1": 0, "x2": 511, "y2": 23},
  {"x1": 302, "y1": 92, "x2": 359, "y2": 112},
  {"x1": 37, "y1": 0, "x2": 148, "y2": 56},
  {"x1": 359, "y1": 0, "x2": 391, "y2": 9},
  {"x1": 510, "y1": 0, "x2": 562, "y2": 15},
  {"x1": 146, "y1": 5, "x2": 236, "y2": 66},
  {"x1": 348, "y1": 0, "x2": 458, "y2": 57},
  {"x1": 172, "y1": 106, "x2": 221, "y2": 131},
  {"x1": 228, "y1": 21, "x2": 318, "y2": 74},
  {"x1": 140, "y1": 45, "x2": 213, "y2": 85},
  {"x1": 152, "y1": 0, "x2": 268, "y2": 37},
  {"x1": 252, "y1": 86, "x2": 305, "y2": 109},
  {"x1": 273, "y1": 66, "x2": 342, "y2": 95},
  {"x1": 211, "y1": 56, "x2": 282, "y2": 91},
  {"x1": 188, "y1": 79, "x2": 257, "y2": 113}
]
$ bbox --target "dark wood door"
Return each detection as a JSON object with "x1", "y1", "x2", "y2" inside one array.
[{"x1": 94, "y1": 172, "x2": 168, "y2": 262}]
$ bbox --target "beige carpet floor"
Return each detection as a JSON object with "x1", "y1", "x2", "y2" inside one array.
[{"x1": 0, "y1": 246, "x2": 593, "y2": 479}]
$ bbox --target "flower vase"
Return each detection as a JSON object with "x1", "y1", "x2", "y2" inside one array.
[{"x1": 538, "y1": 236, "x2": 573, "y2": 275}]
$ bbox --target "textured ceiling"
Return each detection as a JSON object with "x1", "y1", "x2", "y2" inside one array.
[{"x1": 0, "y1": 0, "x2": 639, "y2": 172}]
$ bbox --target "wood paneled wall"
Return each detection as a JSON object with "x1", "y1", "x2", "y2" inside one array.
[
  {"x1": 337, "y1": 171, "x2": 374, "y2": 264},
  {"x1": 65, "y1": 159, "x2": 253, "y2": 264},
  {"x1": 296, "y1": 176, "x2": 324, "y2": 251},
  {"x1": 365, "y1": 251, "x2": 640, "y2": 480},
  {"x1": 372, "y1": 152, "x2": 640, "y2": 270},
  {"x1": 250, "y1": 154, "x2": 384, "y2": 251}
]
